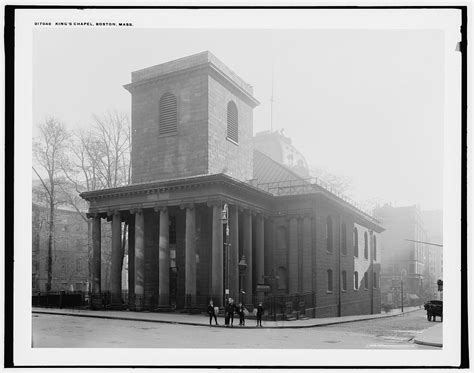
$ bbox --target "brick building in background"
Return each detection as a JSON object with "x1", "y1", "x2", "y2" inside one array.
[
  {"x1": 422, "y1": 210, "x2": 443, "y2": 300},
  {"x1": 373, "y1": 204, "x2": 434, "y2": 307},
  {"x1": 81, "y1": 51, "x2": 384, "y2": 317},
  {"x1": 32, "y1": 203, "x2": 115, "y2": 293}
]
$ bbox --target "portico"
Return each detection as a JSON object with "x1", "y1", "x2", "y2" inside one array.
[{"x1": 82, "y1": 173, "x2": 272, "y2": 310}]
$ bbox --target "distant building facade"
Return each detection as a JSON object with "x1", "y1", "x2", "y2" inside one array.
[
  {"x1": 253, "y1": 130, "x2": 310, "y2": 178},
  {"x1": 32, "y1": 203, "x2": 117, "y2": 293},
  {"x1": 81, "y1": 52, "x2": 384, "y2": 317},
  {"x1": 373, "y1": 204, "x2": 430, "y2": 306},
  {"x1": 422, "y1": 210, "x2": 443, "y2": 300}
]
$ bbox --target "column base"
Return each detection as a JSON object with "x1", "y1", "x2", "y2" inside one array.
[
  {"x1": 134, "y1": 294, "x2": 144, "y2": 312},
  {"x1": 90, "y1": 293, "x2": 103, "y2": 310}
]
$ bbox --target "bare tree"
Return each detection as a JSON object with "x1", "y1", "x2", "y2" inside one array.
[
  {"x1": 32, "y1": 118, "x2": 69, "y2": 291},
  {"x1": 308, "y1": 165, "x2": 354, "y2": 196},
  {"x1": 61, "y1": 111, "x2": 131, "y2": 289}
]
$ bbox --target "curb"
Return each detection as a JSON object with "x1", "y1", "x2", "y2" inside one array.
[
  {"x1": 32, "y1": 307, "x2": 421, "y2": 330},
  {"x1": 413, "y1": 339, "x2": 442, "y2": 348}
]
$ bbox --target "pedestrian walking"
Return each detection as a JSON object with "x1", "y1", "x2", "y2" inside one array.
[
  {"x1": 256, "y1": 302, "x2": 264, "y2": 327},
  {"x1": 207, "y1": 300, "x2": 218, "y2": 326}
]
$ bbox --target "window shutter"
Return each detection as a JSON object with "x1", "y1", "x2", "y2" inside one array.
[
  {"x1": 159, "y1": 93, "x2": 177, "y2": 135},
  {"x1": 227, "y1": 101, "x2": 238, "y2": 143}
]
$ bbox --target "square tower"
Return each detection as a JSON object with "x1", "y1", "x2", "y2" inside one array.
[{"x1": 124, "y1": 51, "x2": 259, "y2": 183}]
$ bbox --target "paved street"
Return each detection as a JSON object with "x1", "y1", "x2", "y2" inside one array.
[{"x1": 32, "y1": 309, "x2": 438, "y2": 349}]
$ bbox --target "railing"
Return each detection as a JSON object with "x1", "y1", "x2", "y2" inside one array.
[
  {"x1": 32, "y1": 291, "x2": 322, "y2": 320},
  {"x1": 256, "y1": 177, "x2": 375, "y2": 218}
]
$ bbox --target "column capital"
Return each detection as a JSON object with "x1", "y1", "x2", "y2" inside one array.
[
  {"x1": 206, "y1": 199, "x2": 222, "y2": 208},
  {"x1": 180, "y1": 202, "x2": 195, "y2": 210},
  {"x1": 107, "y1": 210, "x2": 120, "y2": 218},
  {"x1": 154, "y1": 205, "x2": 168, "y2": 213},
  {"x1": 130, "y1": 208, "x2": 143, "y2": 215}
]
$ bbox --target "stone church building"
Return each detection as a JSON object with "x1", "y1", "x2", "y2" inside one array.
[{"x1": 81, "y1": 51, "x2": 384, "y2": 317}]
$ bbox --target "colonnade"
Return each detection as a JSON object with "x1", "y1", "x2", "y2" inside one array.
[{"x1": 89, "y1": 202, "x2": 268, "y2": 310}]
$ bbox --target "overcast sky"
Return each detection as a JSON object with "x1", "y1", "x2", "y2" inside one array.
[{"x1": 33, "y1": 27, "x2": 445, "y2": 211}]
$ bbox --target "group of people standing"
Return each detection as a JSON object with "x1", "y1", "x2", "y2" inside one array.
[{"x1": 207, "y1": 299, "x2": 264, "y2": 327}]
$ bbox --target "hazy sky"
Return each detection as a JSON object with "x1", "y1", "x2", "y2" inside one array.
[{"x1": 33, "y1": 27, "x2": 445, "y2": 210}]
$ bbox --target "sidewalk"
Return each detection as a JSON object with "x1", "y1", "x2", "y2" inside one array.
[
  {"x1": 32, "y1": 306, "x2": 421, "y2": 329},
  {"x1": 414, "y1": 323, "x2": 443, "y2": 347}
]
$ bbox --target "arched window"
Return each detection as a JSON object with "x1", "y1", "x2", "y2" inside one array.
[
  {"x1": 341, "y1": 222, "x2": 347, "y2": 255},
  {"x1": 227, "y1": 101, "x2": 238, "y2": 143},
  {"x1": 364, "y1": 272, "x2": 368, "y2": 289},
  {"x1": 364, "y1": 232, "x2": 369, "y2": 259},
  {"x1": 373, "y1": 235, "x2": 377, "y2": 261},
  {"x1": 326, "y1": 216, "x2": 333, "y2": 253},
  {"x1": 327, "y1": 269, "x2": 333, "y2": 292},
  {"x1": 159, "y1": 92, "x2": 178, "y2": 135},
  {"x1": 341, "y1": 271, "x2": 347, "y2": 291},
  {"x1": 373, "y1": 272, "x2": 378, "y2": 288},
  {"x1": 354, "y1": 271, "x2": 359, "y2": 290},
  {"x1": 277, "y1": 267, "x2": 287, "y2": 290},
  {"x1": 353, "y1": 227, "x2": 359, "y2": 257}
]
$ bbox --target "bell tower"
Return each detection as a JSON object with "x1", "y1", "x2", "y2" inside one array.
[{"x1": 124, "y1": 51, "x2": 259, "y2": 184}]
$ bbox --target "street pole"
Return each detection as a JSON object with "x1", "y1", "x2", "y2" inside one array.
[{"x1": 401, "y1": 277, "x2": 404, "y2": 312}]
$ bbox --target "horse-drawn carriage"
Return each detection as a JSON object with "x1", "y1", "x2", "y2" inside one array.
[{"x1": 424, "y1": 300, "x2": 443, "y2": 322}]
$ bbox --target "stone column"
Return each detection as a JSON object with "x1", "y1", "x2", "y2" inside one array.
[
  {"x1": 134, "y1": 209, "x2": 145, "y2": 311},
  {"x1": 210, "y1": 202, "x2": 223, "y2": 306},
  {"x1": 255, "y1": 213, "x2": 265, "y2": 297},
  {"x1": 242, "y1": 209, "x2": 253, "y2": 301},
  {"x1": 302, "y1": 215, "x2": 313, "y2": 293},
  {"x1": 156, "y1": 207, "x2": 170, "y2": 307},
  {"x1": 128, "y1": 215, "x2": 135, "y2": 309},
  {"x1": 288, "y1": 216, "x2": 298, "y2": 294},
  {"x1": 228, "y1": 204, "x2": 239, "y2": 300},
  {"x1": 264, "y1": 217, "x2": 274, "y2": 283},
  {"x1": 91, "y1": 215, "x2": 101, "y2": 295},
  {"x1": 184, "y1": 204, "x2": 196, "y2": 309},
  {"x1": 110, "y1": 211, "x2": 122, "y2": 306}
]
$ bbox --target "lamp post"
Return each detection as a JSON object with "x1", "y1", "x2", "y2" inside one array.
[
  {"x1": 238, "y1": 255, "x2": 247, "y2": 304},
  {"x1": 221, "y1": 203, "x2": 230, "y2": 303}
]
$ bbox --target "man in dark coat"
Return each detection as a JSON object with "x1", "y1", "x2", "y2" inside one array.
[
  {"x1": 256, "y1": 302, "x2": 264, "y2": 327},
  {"x1": 207, "y1": 300, "x2": 218, "y2": 326},
  {"x1": 237, "y1": 302, "x2": 246, "y2": 326},
  {"x1": 226, "y1": 298, "x2": 236, "y2": 327}
]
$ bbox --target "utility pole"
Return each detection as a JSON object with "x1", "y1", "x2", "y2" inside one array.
[
  {"x1": 270, "y1": 63, "x2": 275, "y2": 132},
  {"x1": 401, "y1": 277, "x2": 404, "y2": 312}
]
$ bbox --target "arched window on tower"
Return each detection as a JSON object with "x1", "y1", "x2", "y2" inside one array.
[
  {"x1": 159, "y1": 92, "x2": 178, "y2": 135},
  {"x1": 364, "y1": 232, "x2": 369, "y2": 259},
  {"x1": 354, "y1": 271, "x2": 359, "y2": 290},
  {"x1": 227, "y1": 101, "x2": 238, "y2": 143},
  {"x1": 326, "y1": 216, "x2": 333, "y2": 253},
  {"x1": 341, "y1": 222, "x2": 347, "y2": 255},
  {"x1": 353, "y1": 227, "x2": 359, "y2": 257}
]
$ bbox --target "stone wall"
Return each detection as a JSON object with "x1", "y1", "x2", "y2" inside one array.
[
  {"x1": 207, "y1": 74, "x2": 254, "y2": 181},
  {"x1": 131, "y1": 70, "x2": 209, "y2": 183}
]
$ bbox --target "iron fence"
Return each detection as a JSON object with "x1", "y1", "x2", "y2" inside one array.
[{"x1": 32, "y1": 291, "x2": 319, "y2": 320}]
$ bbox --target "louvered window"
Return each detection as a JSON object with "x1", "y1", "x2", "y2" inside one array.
[
  {"x1": 227, "y1": 101, "x2": 238, "y2": 143},
  {"x1": 159, "y1": 93, "x2": 177, "y2": 135}
]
